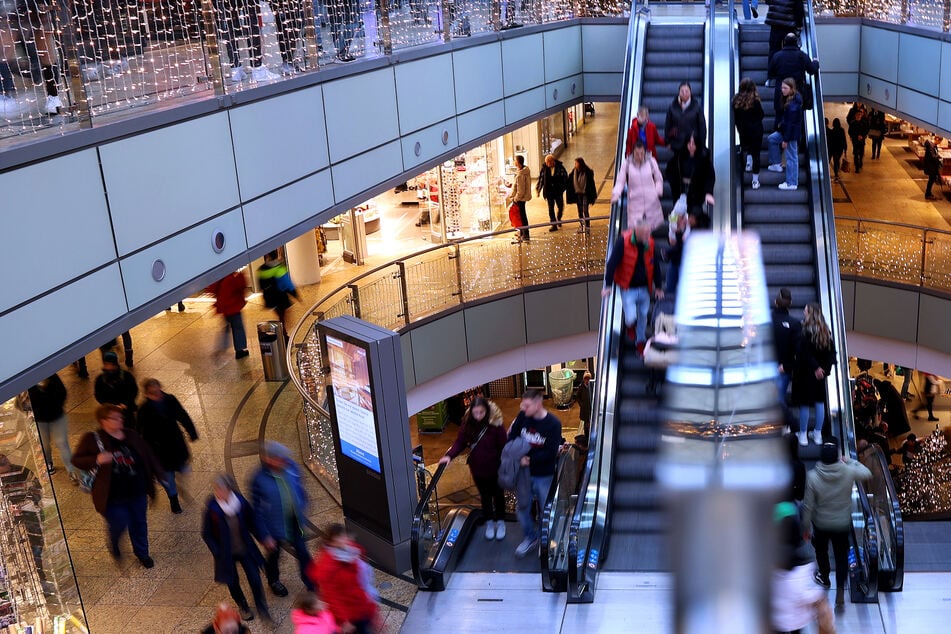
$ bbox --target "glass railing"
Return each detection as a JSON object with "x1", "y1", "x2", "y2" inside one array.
[
  {"x1": 815, "y1": 0, "x2": 949, "y2": 32},
  {"x1": 0, "y1": 0, "x2": 632, "y2": 149},
  {"x1": 835, "y1": 217, "x2": 951, "y2": 293},
  {"x1": 288, "y1": 218, "x2": 609, "y2": 496},
  {"x1": 858, "y1": 443, "x2": 905, "y2": 592},
  {"x1": 540, "y1": 443, "x2": 584, "y2": 591}
]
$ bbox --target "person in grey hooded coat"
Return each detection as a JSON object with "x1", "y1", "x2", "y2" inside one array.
[{"x1": 801, "y1": 441, "x2": 871, "y2": 609}]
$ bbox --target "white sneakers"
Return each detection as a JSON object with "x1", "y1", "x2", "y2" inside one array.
[
  {"x1": 812, "y1": 430, "x2": 823, "y2": 445},
  {"x1": 751, "y1": 177, "x2": 760, "y2": 190},
  {"x1": 485, "y1": 519, "x2": 506, "y2": 540},
  {"x1": 796, "y1": 430, "x2": 823, "y2": 445},
  {"x1": 251, "y1": 65, "x2": 280, "y2": 82},
  {"x1": 231, "y1": 65, "x2": 248, "y2": 83},
  {"x1": 0, "y1": 94, "x2": 25, "y2": 118},
  {"x1": 778, "y1": 182, "x2": 798, "y2": 191},
  {"x1": 45, "y1": 95, "x2": 63, "y2": 114},
  {"x1": 797, "y1": 431, "x2": 808, "y2": 446},
  {"x1": 515, "y1": 537, "x2": 538, "y2": 557},
  {"x1": 745, "y1": 154, "x2": 753, "y2": 172},
  {"x1": 767, "y1": 164, "x2": 784, "y2": 172}
]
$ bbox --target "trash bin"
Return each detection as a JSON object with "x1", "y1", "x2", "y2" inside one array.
[
  {"x1": 258, "y1": 321, "x2": 289, "y2": 381},
  {"x1": 549, "y1": 369, "x2": 576, "y2": 410}
]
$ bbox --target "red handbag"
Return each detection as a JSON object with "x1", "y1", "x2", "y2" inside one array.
[{"x1": 509, "y1": 202, "x2": 523, "y2": 228}]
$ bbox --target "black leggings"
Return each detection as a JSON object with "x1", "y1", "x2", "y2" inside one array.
[
  {"x1": 473, "y1": 474, "x2": 506, "y2": 521},
  {"x1": 812, "y1": 526, "x2": 850, "y2": 589}
]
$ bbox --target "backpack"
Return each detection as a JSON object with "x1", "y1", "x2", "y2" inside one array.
[{"x1": 853, "y1": 373, "x2": 877, "y2": 412}]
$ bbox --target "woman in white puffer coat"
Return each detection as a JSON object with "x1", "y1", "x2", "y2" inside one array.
[{"x1": 611, "y1": 138, "x2": 664, "y2": 231}]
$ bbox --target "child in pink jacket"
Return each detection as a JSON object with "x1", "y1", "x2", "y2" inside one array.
[{"x1": 291, "y1": 591, "x2": 339, "y2": 633}]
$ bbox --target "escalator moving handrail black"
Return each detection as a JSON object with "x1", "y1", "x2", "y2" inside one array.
[
  {"x1": 410, "y1": 461, "x2": 448, "y2": 589},
  {"x1": 565, "y1": 3, "x2": 648, "y2": 603},
  {"x1": 853, "y1": 478, "x2": 881, "y2": 601},
  {"x1": 863, "y1": 443, "x2": 905, "y2": 591},
  {"x1": 540, "y1": 444, "x2": 584, "y2": 592}
]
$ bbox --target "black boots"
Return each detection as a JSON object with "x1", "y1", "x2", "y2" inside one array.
[{"x1": 169, "y1": 495, "x2": 183, "y2": 514}]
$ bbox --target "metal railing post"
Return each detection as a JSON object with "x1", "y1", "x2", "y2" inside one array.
[
  {"x1": 396, "y1": 261, "x2": 411, "y2": 326},
  {"x1": 200, "y1": 0, "x2": 226, "y2": 96},
  {"x1": 348, "y1": 284, "x2": 361, "y2": 319}
]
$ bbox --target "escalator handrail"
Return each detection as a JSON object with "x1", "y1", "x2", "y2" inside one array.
[
  {"x1": 707, "y1": 1, "x2": 736, "y2": 235},
  {"x1": 565, "y1": 3, "x2": 648, "y2": 603},
  {"x1": 540, "y1": 443, "x2": 584, "y2": 591},
  {"x1": 410, "y1": 461, "x2": 448, "y2": 589},
  {"x1": 852, "y1": 477, "x2": 881, "y2": 602},
  {"x1": 861, "y1": 443, "x2": 905, "y2": 591}
]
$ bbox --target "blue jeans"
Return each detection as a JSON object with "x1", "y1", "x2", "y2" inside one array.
[
  {"x1": 37, "y1": 414, "x2": 78, "y2": 476},
  {"x1": 767, "y1": 131, "x2": 798, "y2": 186},
  {"x1": 620, "y1": 286, "x2": 651, "y2": 343},
  {"x1": 517, "y1": 474, "x2": 553, "y2": 542},
  {"x1": 776, "y1": 372, "x2": 791, "y2": 407},
  {"x1": 798, "y1": 402, "x2": 825, "y2": 435},
  {"x1": 105, "y1": 495, "x2": 150, "y2": 559},
  {"x1": 741, "y1": 0, "x2": 758, "y2": 19},
  {"x1": 225, "y1": 312, "x2": 247, "y2": 352},
  {"x1": 160, "y1": 465, "x2": 190, "y2": 497}
]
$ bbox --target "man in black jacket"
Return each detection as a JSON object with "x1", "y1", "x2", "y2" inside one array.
[
  {"x1": 771, "y1": 288, "x2": 800, "y2": 409},
  {"x1": 536, "y1": 154, "x2": 569, "y2": 231},
  {"x1": 768, "y1": 32, "x2": 819, "y2": 124},
  {"x1": 765, "y1": 0, "x2": 805, "y2": 63}
]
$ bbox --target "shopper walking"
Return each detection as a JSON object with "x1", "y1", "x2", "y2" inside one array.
[
  {"x1": 508, "y1": 389, "x2": 563, "y2": 558},
  {"x1": 868, "y1": 109, "x2": 887, "y2": 159},
  {"x1": 250, "y1": 441, "x2": 314, "y2": 596},
  {"x1": 136, "y1": 378, "x2": 199, "y2": 514},
  {"x1": 664, "y1": 81, "x2": 706, "y2": 158},
  {"x1": 94, "y1": 351, "x2": 139, "y2": 425},
  {"x1": 767, "y1": 78, "x2": 804, "y2": 191},
  {"x1": 201, "y1": 603, "x2": 250, "y2": 634},
  {"x1": 566, "y1": 157, "x2": 596, "y2": 233},
  {"x1": 28, "y1": 373, "x2": 80, "y2": 481},
  {"x1": 535, "y1": 154, "x2": 569, "y2": 231},
  {"x1": 848, "y1": 108, "x2": 870, "y2": 174},
  {"x1": 290, "y1": 591, "x2": 337, "y2": 633},
  {"x1": 612, "y1": 139, "x2": 664, "y2": 231},
  {"x1": 208, "y1": 269, "x2": 251, "y2": 359},
  {"x1": 791, "y1": 302, "x2": 836, "y2": 446},
  {"x1": 257, "y1": 250, "x2": 299, "y2": 334},
  {"x1": 72, "y1": 404, "x2": 166, "y2": 568},
  {"x1": 307, "y1": 524, "x2": 380, "y2": 634},
  {"x1": 827, "y1": 118, "x2": 847, "y2": 181},
  {"x1": 917, "y1": 373, "x2": 942, "y2": 421},
  {"x1": 202, "y1": 474, "x2": 271, "y2": 623},
  {"x1": 507, "y1": 155, "x2": 532, "y2": 242},
  {"x1": 624, "y1": 105, "x2": 665, "y2": 158},
  {"x1": 802, "y1": 441, "x2": 872, "y2": 611},
  {"x1": 733, "y1": 77, "x2": 765, "y2": 190},
  {"x1": 439, "y1": 396, "x2": 508, "y2": 540},
  {"x1": 923, "y1": 140, "x2": 942, "y2": 200}
]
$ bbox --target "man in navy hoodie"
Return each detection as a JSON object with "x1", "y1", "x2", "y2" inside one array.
[{"x1": 508, "y1": 389, "x2": 563, "y2": 557}]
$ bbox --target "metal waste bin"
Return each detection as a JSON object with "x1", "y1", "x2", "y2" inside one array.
[
  {"x1": 549, "y1": 369, "x2": 576, "y2": 410},
  {"x1": 258, "y1": 321, "x2": 289, "y2": 381}
]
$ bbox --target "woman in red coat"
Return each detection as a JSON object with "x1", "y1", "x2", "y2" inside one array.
[
  {"x1": 208, "y1": 269, "x2": 250, "y2": 359},
  {"x1": 308, "y1": 524, "x2": 378, "y2": 634}
]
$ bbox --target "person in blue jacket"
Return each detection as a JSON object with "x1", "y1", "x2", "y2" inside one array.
[
  {"x1": 767, "y1": 77, "x2": 804, "y2": 191},
  {"x1": 250, "y1": 441, "x2": 314, "y2": 597}
]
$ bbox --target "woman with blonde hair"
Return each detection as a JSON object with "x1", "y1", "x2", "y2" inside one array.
[
  {"x1": 767, "y1": 77, "x2": 804, "y2": 191},
  {"x1": 733, "y1": 77, "x2": 765, "y2": 190},
  {"x1": 792, "y1": 303, "x2": 836, "y2": 446}
]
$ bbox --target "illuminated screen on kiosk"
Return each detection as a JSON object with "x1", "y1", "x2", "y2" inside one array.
[{"x1": 326, "y1": 334, "x2": 381, "y2": 473}]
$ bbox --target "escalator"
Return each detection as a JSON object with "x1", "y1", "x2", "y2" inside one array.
[{"x1": 601, "y1": 20, "x2": 707, "y2": 573}]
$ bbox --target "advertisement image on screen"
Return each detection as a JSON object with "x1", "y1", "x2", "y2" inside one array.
[{"x1": 326, "y1": 335, "x2": 381, "y2": 473}]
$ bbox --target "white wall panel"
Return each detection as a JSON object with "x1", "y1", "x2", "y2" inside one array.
[
  {"x1": 546, "y1": 75, "x2": 583, "y2": 110},
  {"x1": 937, "y1": 101, "x2": 951, "y2": 136},
  {"x1": 119, "y1": 209, "x2": 247, "y2": 309},
  {"x1": 581, "y1": 23, "x2": 626, "y2": 73},
  {"x1": 410, "y1": 312, "x2": 468, "y2": 384},
  {"x1": 242, "y1": 170, "x2": 334, "y2": 246},
  {"x1": 852, "y1": 283, "x2": 918, "y2": 343},
  {"x1": 505, "y1": 87, "x2": 547, "y2": 125},
  {"x1": 898, "y1": 33, "x2": 941, "y2": 97},
  {"x1": 543, "y1": 26, "x2": 582, "y2": 81},
  {"x1": 331, "y1": 140, "x2": 403, "y2": 202},
  {"x1": 230, "y1": 86, "x2": 329, "y2": 200},
  {"x1": 0, "y1": 265, "x2": 126, "y2": 381},
  {"x1": 860, "y1": 27, "x2": 899, "y2": 83},
  {"x1": 100, "y1": 113, "x2": 239, "y2": 256},
  {"x1": 395, "y1": 54, "x2": 456, "y2": 134},
  {"x1": 857, "y1": 74, "x2": 897, "y2": 110},
  {"x1": 525, "y1": 284, "x2": 589, "y2": 343},
  {"x1": 896, "y1": 86, "x2": 938, "y2": 128},
  {"x1": 820, "y1": 73, "x2": 859, "y2": 100},
  {"x1": 582, "y1": 72, "x2": 622, "y2": 98},
  {"x1": 816, "y1": 23, "x2": 860, "y2": 74},
  {"x1": 400, "y1": 118, "x2": 458, "y2": 171},
  {"x1": 463, "y1": 296, "x2": 527, "y2": 362},
  {"x1": 942, "y1": 42, "x2": 951, "y2": 102},
  {"x1": 917, "y1": 294, "x2": 951, "y2": 354},
  {"x1": 452, "y1": 44, "x2": 504, "y2": 113},
  {"x1": 400, "y1": 333, "x2": 415, "y2": 390},
  {"x1": 456, "y1": 102, "x2": 506, "y2": 145},
  {"x1": 0, "y1": 149, "x2": 114, "y2": 314},
  {"x1": 323, "y1": 68, "x2": 400, "y2": 163},
  {"x1": 501, "y1": 34, "x2": 545, "y2": 96}
]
